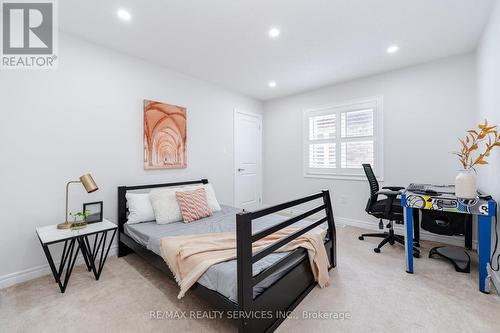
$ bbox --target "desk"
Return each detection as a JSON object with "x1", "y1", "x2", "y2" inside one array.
[{"x1": 401, "y1": 190, "x2": 496, "y2": 293}]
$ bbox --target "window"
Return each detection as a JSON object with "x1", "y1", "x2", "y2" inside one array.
[{"x1": 303, "y1": 97, "x2": 383, "y2": 179}]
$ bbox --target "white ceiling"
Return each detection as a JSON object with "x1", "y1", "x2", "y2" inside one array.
[{"x1": 60, "y1": 0, "x2": 494, "y2": 101}]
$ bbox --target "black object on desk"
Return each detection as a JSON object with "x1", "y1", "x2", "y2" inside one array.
[{"x1": 421, "y1": 210, "x2": 472, "y2": 249}]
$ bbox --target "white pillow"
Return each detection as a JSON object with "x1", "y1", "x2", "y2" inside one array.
[
  {"x1": 126, "y1": 192, "x2": 155, "y2": 224},
  {"x1": 201, "y1": 183, "x2": 222, "y2": 212},
  {"x1": 149, "y1": 188, "x2": 183, "y2": 224},
  {"x1": 150, "y1": 184, "x2": 221, "y2": 224}
]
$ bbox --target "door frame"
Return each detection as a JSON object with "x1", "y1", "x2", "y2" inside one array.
[{"x1": 233, "y1": 108, "x2": 263, "y2": 209}]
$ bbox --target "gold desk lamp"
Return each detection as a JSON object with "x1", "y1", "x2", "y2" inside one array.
[{"x1": 57, "y1": 174, "x2": 99, "y2": 229}]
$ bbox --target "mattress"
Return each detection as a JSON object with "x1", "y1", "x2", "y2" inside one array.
[{"x1": 124, "y1": 205, "x2": 325, "y2": 302}]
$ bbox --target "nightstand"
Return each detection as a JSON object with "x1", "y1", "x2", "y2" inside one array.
[{"x1": 36, "y1": 219, "x2": 117, "y2": 293}]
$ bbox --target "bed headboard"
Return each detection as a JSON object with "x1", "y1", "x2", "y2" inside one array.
[{"x1": 117, "y1": 179, "x2": 208, "y2": 233}]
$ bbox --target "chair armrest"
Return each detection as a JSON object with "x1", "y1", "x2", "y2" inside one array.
[
  {"x1": 375, "y1": 190, "x2": 401, "y2": 218},
  {"x1": 382, "y1": 186, "x2": 405, "y2": 191},
  {"x1": 375, "y1": 190, "x2": 400, "y2": 197}
]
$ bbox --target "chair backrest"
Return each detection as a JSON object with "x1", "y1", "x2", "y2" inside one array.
[
  {"x1": 362, "y1": 164, "x2": 379, "y2": 196},
  {"x1": 362, "y1": 164, "x2": 379, "y2": 212}
]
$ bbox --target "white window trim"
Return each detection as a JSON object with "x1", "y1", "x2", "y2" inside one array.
[{"x1": 302, "y1": 96, "x2": 384, "y2": 181}]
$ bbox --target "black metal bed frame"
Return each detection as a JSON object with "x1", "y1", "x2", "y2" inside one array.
[{"x1": 117, "y1": 179, "x2": 336, "y2": 333}]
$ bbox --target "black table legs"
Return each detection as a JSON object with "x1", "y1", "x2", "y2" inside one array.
[
  {"x1": 41, "y1": 238, "x2": 80, "y2": 293},
  {"x1": 79, "y1": 229, "x2": 117, "y2": 280},
  {"x1": 40, "y1": 229, "x2": 117, "y2": 293}
]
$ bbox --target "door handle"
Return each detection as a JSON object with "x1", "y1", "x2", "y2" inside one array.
[{"x1": 238, "y1": 168, "x2": 245, "y2": 172}]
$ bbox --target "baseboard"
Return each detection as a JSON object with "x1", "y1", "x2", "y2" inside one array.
[
  {"x1": 0, "y1": 244, "x2": 118, "y2": 290},
  {"x1": 275, "y1": 206, "x2": 477, "y2": 249},
  {"x1": 488, "y1": 265, "x2": 500, "y2": 296}
]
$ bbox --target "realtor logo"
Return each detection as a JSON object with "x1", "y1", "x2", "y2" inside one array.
[{"x1": 1, "y1": 0, "x2": 58, "y2": 69}]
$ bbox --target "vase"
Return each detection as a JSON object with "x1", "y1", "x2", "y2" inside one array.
[
  {"x1": 71, "y1": 219, "x2": 87, "y2": 230},
  {"x1": 455, "y1": 169, "x2": 477, "y2": 199}
]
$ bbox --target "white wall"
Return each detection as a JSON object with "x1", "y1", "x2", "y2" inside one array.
[
  {"x1": 263, "y1": 54, "x2": 477, "y2": 224},
  {"x1": 477, "y1": 2, "x2": 500, "y2": 207},
  {"x1": 477, "y1": 1, "x2": 500, "y2": 287},
  {"x1": 0, "y1": 33, "x2": 262, "y2": 280}
]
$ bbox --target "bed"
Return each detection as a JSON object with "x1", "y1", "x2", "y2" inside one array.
[{"x1": 118, "y1": 179, "x2": 336, "y2": 332}]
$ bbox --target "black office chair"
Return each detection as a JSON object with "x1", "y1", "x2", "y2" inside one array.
[{"x1": 358, "y1": 164, "x2": 420, "y2": 257}]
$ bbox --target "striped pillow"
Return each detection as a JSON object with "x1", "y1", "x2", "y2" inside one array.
[{"x1": 176, "y1": 188, "x2": 212, "y2": 223}]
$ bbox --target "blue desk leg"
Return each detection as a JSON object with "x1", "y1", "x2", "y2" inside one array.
[
  {"x1": 404, "y1": 206, "x2": 414, "y2": 274},
  {"x1": 478, "y1": 215, "x2": 491, "y2": 293}
]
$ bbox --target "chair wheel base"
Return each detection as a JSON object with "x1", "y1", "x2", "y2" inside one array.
[
  {"x1": 374, "y1": 248, "x2": 381, "y2": 253},
  {"x1": 413, "y1": 253, "x2": 420, "y2": 258},
  {"x1": 358, "y1": 236, "x2": 364, "y2": 240}
]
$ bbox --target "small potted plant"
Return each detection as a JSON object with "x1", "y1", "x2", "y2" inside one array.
[
  {"x1": 70, "y1": 210, "x2": 90, "y2": 230},
  {"x1": 453, "y1": 119, "x2": 500, "y2": 198}
]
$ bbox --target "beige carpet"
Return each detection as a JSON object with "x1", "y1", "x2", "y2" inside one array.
[{"x1": 1, "y1": 225, "x2": 500, "y2": 333}]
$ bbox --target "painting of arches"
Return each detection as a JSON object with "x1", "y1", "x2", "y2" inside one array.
[{"x1": 144, "y1": 100, "x2": 187, "y2": 169}]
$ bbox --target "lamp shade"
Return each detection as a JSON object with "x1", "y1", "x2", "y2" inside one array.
[{"x1": 79, "y1": 174, "x2": 98, "y2": 193}]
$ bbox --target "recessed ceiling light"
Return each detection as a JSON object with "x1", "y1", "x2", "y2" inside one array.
[
  {"x1": 117, "y1": 9, "x2": 131, "y2": 21},
  {"x1": 268, "y1": 28, "x2": 280, "y2": 38},
  {"x1": 268, "y1": 81, "x2": 277, "y2": 88},
  {"x1": 386, "y1": 45, "x2": 399, "y2": 54}
]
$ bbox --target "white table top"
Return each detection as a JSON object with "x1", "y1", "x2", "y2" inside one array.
[{"x1": 36, "y1": 219, "x2": 117, "y2": 244}]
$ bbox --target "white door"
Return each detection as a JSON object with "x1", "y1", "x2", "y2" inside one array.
[{"x1": 234, "y1": 109, "x2": 262, "y2": 211}]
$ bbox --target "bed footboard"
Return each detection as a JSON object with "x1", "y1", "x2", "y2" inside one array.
[{"x1": 236, "y1": 190, "x2": 336, "y2": 333}]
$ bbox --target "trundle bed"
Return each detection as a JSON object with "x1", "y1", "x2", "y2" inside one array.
[{"x1": 117, "y1": 179, "x2": 337, "y2": 332}]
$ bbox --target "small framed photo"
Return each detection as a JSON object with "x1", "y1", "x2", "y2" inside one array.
[{"x1": 83, "y1": 201, "x2": 103, "y2": 223}]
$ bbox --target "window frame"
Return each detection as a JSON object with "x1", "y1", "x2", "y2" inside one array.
[{"x1": 302, "y1": 96, "x2": 384, "y2": 181}]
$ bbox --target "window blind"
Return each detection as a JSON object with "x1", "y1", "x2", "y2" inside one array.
[
  {"x1": 309, "y1": 114, "x2": 336, "y2": 140},
  {"x1": 304, "y1": 98, "x2": 382, "y2": 178},
  {"x1": 340, "y1": 109, "x2": 374, "y2": 169},
  {"x1": 341, "y1": 141, "x2": 374, "y2": 169},
  {"x1": 341, "y1": 109, "x2": 373, "y2": 138},
  {"x1": 309, "y1": 143, "x2": 336, "y2": 168}
]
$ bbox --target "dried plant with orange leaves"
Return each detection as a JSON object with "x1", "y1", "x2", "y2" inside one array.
[{"x1": 454, "y1": 119, "x2": 500, "y2": 170}]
